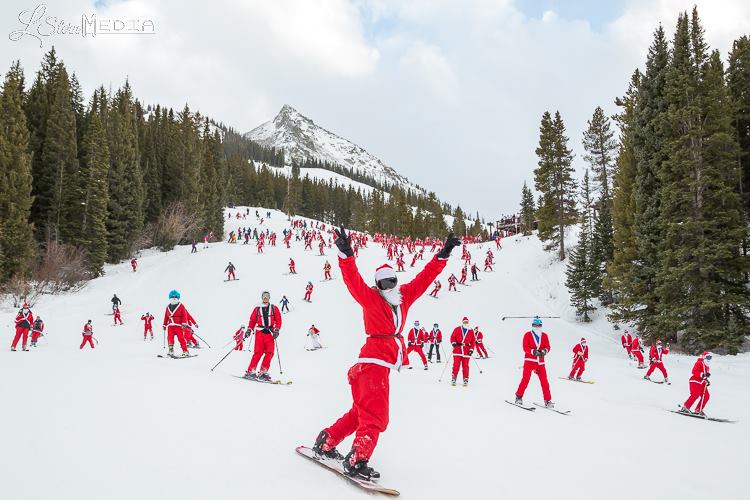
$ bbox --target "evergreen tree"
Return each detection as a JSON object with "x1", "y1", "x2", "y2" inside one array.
[
  {"x1": 451, "y1": 206, "x2": 467, "y2": 236},
  {"x1": 534, "y1": 111, "x2": 577, "y2": 260},
  {"x1": 582, "y1": 106, "x2": 618, "y2": 204},
  {"x1": 727, "y1": 35, "x2": 750, "y2": 258},
  {"x1": 565, "y1": 173, "x2": 598, "y2": 321},
  {"x1": 0, "y1": 61, "x2": 36, "y2": 281},
  {"x1": 519, "y1": 181, "x2": 535, "y2": 235}
]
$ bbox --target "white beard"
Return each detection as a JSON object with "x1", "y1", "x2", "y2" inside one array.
[{"x1": 380, "y1": 287, "x2": 402, "y2": 306}]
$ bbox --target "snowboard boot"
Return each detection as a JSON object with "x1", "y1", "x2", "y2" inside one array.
[
  {"x1": 451, "y1": 378, "x2": 456, "y2": 386},
  {"x1": 515, "y1": 396, "x2": 523, "y2": 405},
  {"x1": 463, "y1": 378, "x2": 469, "y2": 387},
  {"x1": 244, "y1": 371, "x2": 257, "y2": 380},
  {"x1": 312, "y1": 430, "x2": 344, "y2": 460},
  {"x1": 423, "y1": 365, "x2": 428, "y2": 371},
  {"x1": 544, "y1": 400, "x2": 555, "y2": 409},
  {"x1": 343, "y1": 449, "x2": 380, "y2": 481},
  {"x1": 258, "y1": 372, "x2": 272, "y2": 382}
]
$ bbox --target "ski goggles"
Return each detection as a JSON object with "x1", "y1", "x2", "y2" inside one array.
[
  {"x1": 377, "y1": 277, "x2": 398, "y2": 290},
  {"x1": 704, "y1": 354, "x2": 713, "y2": 361}
]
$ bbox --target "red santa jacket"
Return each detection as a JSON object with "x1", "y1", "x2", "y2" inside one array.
[
  {"x1": 248, "y1": 304, "x2": 282, "y2": 334},
  {"x1": 15, "y1": 310, "x2": 34, "y2": 329},
  {"x1": 163, "y1": 303, "x2": 196, "y2": 329},
  {"x1": 433, "y1": 281, "x2": 441, "y2": 289},
  {"x1": 309, "y1": 326, "x2": 320, "y2": 336},
  {"x1": 233, "y1": 328, "x2": 245, "y2": 341},
  {"x1": 306, "y1": 283, "x2": 314, "y2": 292},
  {"x1": 82, "y1": 323, "x2": 93, "y2": 336},
  {"x1": 428, "y1": 328, "x2": 443, "y2": 343},
  {"x1": 631, "y1": 337, "x2": 643, "y2": 352},
  {"x1": 474, "y1": 329, "x2": 484, "y2": 344},
  {"x1": 141, "y1": 314, "x2": 154, "y2": 328},
  {"x1": 339, "y1": 254, "x2": 447, "y2": 371},
  {"x1": 32, "y1": 319, "x2": 44, "y2": 333},
  {"x1": 450, "y1": 326, "x2": 476, "y2": 356},
  {"x1": 572, "y1": 343, "x2": 588, "y2": 362},
  {"x1": 407, "y1": 327, "x2": 427, "y2": 346},
  {"x1": 689, "y1": 358, "x2": 710, "y2": 386},
  {"x1": 649, "y1": 344, "x2": 669, "y2": 363},
  {"x1": 522, "y1": 330, "x2": 551, "y2": 365},
  {"x1": 621, "y1": 333, "x2": 632, "y2": 347}
]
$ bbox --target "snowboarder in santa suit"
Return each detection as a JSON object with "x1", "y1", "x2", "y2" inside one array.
[
  {"x1": 568, "y1": 338, "x2": 588, "y2": 380},
  {"x1": 427, "y1": 323, "x2": 442, "y2": 363},
  {"x1": 141, "y1": 312, "x2": 155, "y2": 340},
  {"x1": 631, "y1": 333, "x2": 646, "y2": 368},
  {"x1": 311, "y1": 226, "x2": 459, "y2": 481},
  {"x1": 225, "y1": 261, "x2": 237, "y2": 281},
  {"x1": 514, "y1": 316, "x2": 554, "y2": 408},
  {"x1": 303, "y1": 282, "x2": 314, "y2": 302},
  {"x1": 308, "y1": 324, "x2": 322, "y2": 350},
  {"x1": 405, "y1": 320, "x2": 428, "y2": 370},
  {"x1": 621, "y1": 330, "x2": 633, "y2": 359},
  {"x1": 289, "y1": 258, "x2": 296, "y2": 274},
  {"x1": 162, "y1": 290, "x2": 197, "y2": 357},
  {"x1": 450, "y1": 317, "x2": 476, "y2": 386},
  {"x1": 113, "y1": 305, "x2": 124, "y2": 325},
  {"x1": 30, "y1": 316, "x2": 45, "y2": 347},
  {"x1": 244, "y1": 291, "x2": 283, "y2": 380},
  {"x1": 12, "y1": 303, "x2": 34, "y2": 351},
  {"x1": 80, "y1": 320, "x2": 95, "y2": 349},
  {"x1": 429, "y1": 280, "x2": 441, "y2": 297},
  {"x1": 680, "y1": 352, "x2": 712, "y2": 416},
  {"x1": 474, "y1": 326, "x2": 488, "y2": 358},
  {"x1": 644, "y1": 339, "x2": 670, "y2": 383}
]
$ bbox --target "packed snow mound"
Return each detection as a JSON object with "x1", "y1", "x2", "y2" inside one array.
[
  {"x1": 245, "y1": 104, "x2": 418, "y2": 192},
  {"x1": 1, "y1": 208, "x2": 747, "y2": 500}
]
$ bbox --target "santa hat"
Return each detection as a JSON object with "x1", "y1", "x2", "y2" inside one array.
[
  {"x1": 22, "y1": 303, "x2": 29, "y2": 308},
  {"x1": 580, "y1": 337, "x2": 586, "y2": 342},
  {"x1": 374, "y1": 264, "x2": 396, "y2": 282},
  {"x1": 462, "y1": 316, "x2": 469, "y2": 323}
]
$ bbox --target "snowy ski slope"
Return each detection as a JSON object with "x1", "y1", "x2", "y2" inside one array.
[{"x1": 1, "y1": 207, "x2": 747, "y2": 500}]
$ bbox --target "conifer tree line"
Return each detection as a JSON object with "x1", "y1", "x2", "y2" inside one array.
[
  {"x1": 1, "y1": 48, "x2": 478, "y2": 290},
  {"x1": 527, "y1": 8, "x2": 750, "y2": 354}
]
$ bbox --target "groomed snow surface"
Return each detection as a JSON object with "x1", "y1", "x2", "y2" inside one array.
[{"x1": 2, "y1": 208, "x2": 747, "y2": 500}]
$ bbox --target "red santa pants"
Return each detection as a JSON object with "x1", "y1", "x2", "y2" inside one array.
[
  {"x1": 516, "y1": 362, "x2": 551, "y2": 400},
  {"x1": 452, "y1": 354, "x2": 470, "y2": 380},
  {"x1": 114, "y1": 311, "x2": 123, "y2": 324},
  {"x1": 633, "y1": 350, "x2": 644, "y2": 365},
  {"x1": 144, "y1": 326, "x2": 153, "y2": 338},
  {"x1": 183, "y1": 329, "x2": 197, "y2": 346},
  {"x1": 324, "y1": 271, "x2": 331, "y2": 279},
  {"x1": 647, "y1": 361, "x2": 667, "y2": 379},
  {"x1": 248, "y1": 331, "x2": 275, "y2": 373},
  {"x1": 683, "y1": 382, "x2": 710, "y2": 412},
  {"x1": 569, "y1": 359, "x2": 585, "y2": 378},
  {"x1": 429, "y1": 288, "x2": 439, "y2": 297},
  {"x1": 80, "y1": 336, "x2": 94, "y2": 349},
  {"x1": 324, "y1": 363, "x2": 389, "y2": 462},
  {"x1": 228, "y1": 271, "x2": 236, "y2": 280},
  {"x1": 11, "y1": 327, "x2": 29, "y2": 349},
  {"x1": 406, "y1": 345, "x2": 427, "y2": 366},
  {"x1": 167, "y1": 325, "x2": 188, "y2": 353},
  {"x1": 449, "y1": 283, "x2": 456, "y2": 291},
  {"x1": 304, "y1": 291, "x2": 312, "y2": 301},
  {"x1": 475, "y1": 343, "x2": 488, "y2": 357},
  {"x1": 31, "y1": 330, "x2": 42, "y2": 343}
]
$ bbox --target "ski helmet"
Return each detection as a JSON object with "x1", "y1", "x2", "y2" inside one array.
[
  {"x1": 168, "y1": 290, "x2": 180, "y2": 300},
  {"x1": 532, "y1": 316, "x2": 542, "y2": 328}
]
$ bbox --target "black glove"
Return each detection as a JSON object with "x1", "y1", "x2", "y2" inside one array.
[
  {"x1": 437, "y1": 233, "x2": 462, "y2": 260},
  {"x1": 452, "y1": 342, "x2": 462, "y2": 347},
  {"x1": 706, "y1": 380, "x2": 711, "y2": 386},
  {"x1": 538, "y1": 349, "x2": 547, "y2": 358},
  {"x1": 703, "y1": 373, "x2": 711, "y2": 379},
  {"x1": 333, "y1": 226, "x2": 354, "y2": 257},
  {"x1": 272, "y1": 328, "x2": 280, "y2": 340},
  {"x1": 244, "y1": 331, "x2": 251, "y2": 339},
  {"x1": 262, "y1": 327, "x2": 272, "y2": 334},
  {"x1": 469, "y1": 350, "x2": 474, "y2": 356}
]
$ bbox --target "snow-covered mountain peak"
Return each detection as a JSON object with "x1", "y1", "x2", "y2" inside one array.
[{"x1": 245, "y1": 105, "x2": 419, "y2": 192}]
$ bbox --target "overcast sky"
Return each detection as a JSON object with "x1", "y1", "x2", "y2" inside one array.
[{"x1": 2, "y1": 0, "x2": 749, "y2": 218}]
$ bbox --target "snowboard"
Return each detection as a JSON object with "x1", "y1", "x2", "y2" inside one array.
[
  {"x1": 558, "y1": 377, "x2": 595, "y2": 384},
  {"x1": 505, "y1": 400, "x2": 536, "y2": 411},
  {"x1": 157, "y1": 354, "x2": 198, "y2": 359},
  {"x1": 224, "y1": 279, "x2": 241, "y2": 282},
  {"x1": 234, "y1": 375, "x2": 292, "y2": 385},
  {"x1": 295, "y1": 446, "x2": 399, "y2": 496},
  {"x1": 533, "y1": 402, "x2": 571, "y2": 415},
  {"x1": 668, "y1": 410, "x2": 736, "y2": 424},
  {"x1": 644, "y1": 378, "x2": 670, "y2": 385}
]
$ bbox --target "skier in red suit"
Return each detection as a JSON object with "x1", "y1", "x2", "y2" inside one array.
[
  {"x1": 234, "y1": 326, "x2": 246, "y2": 351},
  {"x1": 183, "y1": 325, "x2": 199, "y2": 348},
  {"x1": 427, "y1": 323, "x2": 443, "y2": 363},
  {"x1": 162, "y1": 290, "x2": 196, "y2": 357},
  {"x1": 323, "y1": 261, "x2": 332, "y2": 280},
  {"x1": 568, "y1": 338, "x2": 588, "y2": 380},
  {"x1": 644, "y1": 339, "x2": 670, "y2": 383},
  {"x1": 429, "y1": 280, "x2": 441, "y2": 297},
  {"x1": 312, "y1": 226, "x2": 458, "y2": 481},
  {"x1": 131, "y1": 258, "x2": 137, "y2": 272},
  {"x1": 30, "y1": 317, "x2": 44, "y2": 347},
  {"x1": 514, "y1": 316, "x2": 554, "y2": 408},
  {"x1": 681, "y1": 352, "x2": 712, "y2": 415},
  {"x1": 289, "y1": 258, "x2": 296, "y2": 274},
  {"x1": 631, "y1": 334, "x2": 645, "y2": 368},
  {"x1": 459, "y1": 266, "x2": 467, "y2": 284},
  {"x1": 244, "y1": 291, "x2": 283, "y2": 380},
  {"x1": 80, "y1": 320, "x2": 95, "y2": 349},
  {"x1": 448, "y1": 274, "x2": 457, "y2": 291},
  {"x1": 141, "y1": 312, "x2": 154, "y2": 340},
  {"x1": 621, "y1": 330, "x2": 633, "y2": 358},
  {"x1": 396, "y1": 254, "x2": 405, "y2": 272},
  {"x1": 11, "y1": 303, "x2": 34, "y2": 351},
  {"x1": 304, "y1": 282, "x2": 314, "y2": 302},
  {"x1": 450, "y1": 317, "x2": 476, "y2": 386},
  {"x1": 113, "y1": 306, "x2": 124, "y2": 325},
  {"x1": 474, "y1": 326, "x2": 488, "y2": 358},
  {"x1": 405, "y1": 321, "x2": 428, "y2": 370}
]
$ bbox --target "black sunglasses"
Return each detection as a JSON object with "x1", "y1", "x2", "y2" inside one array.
[{"x1": 377, "y1": 277, "x2": 398, "y2": 290}]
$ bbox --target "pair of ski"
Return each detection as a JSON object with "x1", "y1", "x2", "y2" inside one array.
[
  {"x1": 558, "y1": 376, "x2": 594, "y2": 384},
  {"x1": 223, "y1": 278, "x2": 240, "y2": 282},
  {"x1": 505, "y1": 400, "x2": 571, "y2": 415},
  {"x1": 157, "y1": 353, "x2": 198, "y2": 359},
  {"x1": 234, "y1": 374, "x2": 292, "y2": 385},
  {"x1": 668, "y1": 409, "x2": 736, "y2": 424}
]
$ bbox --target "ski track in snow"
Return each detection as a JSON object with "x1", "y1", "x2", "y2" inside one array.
[{"x1": 1, "y1": 207, "x2": 748, "y2": 500}]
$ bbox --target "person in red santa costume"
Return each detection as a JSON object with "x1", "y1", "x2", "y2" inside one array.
[
  {"x1": 450, "y1": 317, "x2": 476, "y2": 386},
  {"x1": 311, "y1": 226, "x2": 459, "y2": 481},
  {"x1": 474, "y1": 326, "x2": 488, "y2": 359},
  {"x1": 621, "y1": 329, "x2": 633, "y2": 359},
  {"x1": 568, "y1": 337, "x2": 588, "y2": 380},
  {"x1": 405, "y1": 320, "x2": 428, "y2": 370},
  {"x1": 243, "y1": 291, "x2": 283, "y2": 381},
  {"x1": 514, "y1": 316, "x2": 554, "y2": 408},
  {"x1": 162, "y1": 290, "x2": 197, "y2": 357},
  {"x1": 680, "y1": 351, "x2": 713, "y2": 416},
  {"x1": 11, "y1": 303, "x2": 34, "y2": 351},
  {"x1": 631, "y1": 333, "x2": 646, "y2": 368},
  {"x1": 644, "y1": 339, "x2": 670, "y2": 383}
]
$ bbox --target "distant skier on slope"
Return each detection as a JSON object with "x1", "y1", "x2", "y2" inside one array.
[
  {"x1": 405, "y1": 321, "x2": 428, "y2": 370},
  {"x1": 30, "y1": 316, "x2": 45, "y2": 347},
  {"x1": 289, "y1": 258, "x2": 297, "y2": 274},
  {"x1": 621, "y1": 330, "x2": 633, "y2": 359},
  {"x1": 80, "y1": 320, "x2": 95, "y2": 349},
  {"x1": 141, "y1": 312, "x2": 155, "y2": 340},
  {"x1": 323, "y1": 261, "x2": 332, "y2": 280},
  {"x1": 644, "y1": 340, "x2": 670, "y2": 383},
  {"x1": 568, "y1": 338, "x2": 588, "y2": 380},
  {"x1": 429, "y1": 280, "x2": 441, "y2": 298},
  {"x1": 514, "y1": 316, "x2": 554, "y2": 408},
  {"x1": 225, "y1": 261, "x2": 237, "y2": 281},
  {"x1": 131, "y1": 258, "x2": 138, "y2": 272},
  {"x1": 448, "y1": 273, "x2": 458, "y2": 292},
  {"x1": 280, "y1": 295, "x2": 291, "y2": 313},
  {"x1": 311, "y1": 226, "x2": 459, "y2": 481},
  {"x1": 243, "y1": 291, "x2": 282, "y2": 381},
  {"x1": 162, "y1": 290, "x2": 197, "y2": 357},
  {"x1": 111, "y1": 294, "x2": 121, "y2": 313},
  {"x1": 474, "y1": 326, "x2": 488, "y2": 358},
  {"x1": 631, "y1": 333, "x2": 646, "y2": 368},
  {"x1": 303, "y1": 282, "x2": 314, "y2": 302},
  {"x1": 113, "y1": 305, "x2": 124, "y2": 325},
  {"x1": 450, "y1": 317, "x2": 475, "y2": 386},
  {"x1": 11, "y1": 303, "x2": 33, "y2": 351},
  {"x1": 233, "y1": 326, "x2": 246, "y2": 351},
  {"x1": 308, "y1": 324, "x2": 322, "y2": 350},
  {"x1": 427, "y1": 323, "x2": 442, "y2": 363},
  {"x1": 680, "y1": 352, "x2": 712, "y2": 416}
]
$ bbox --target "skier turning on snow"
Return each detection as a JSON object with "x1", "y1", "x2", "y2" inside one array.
[
  {"x1": 162, "y1": 290, "x2": 197, "y2": 357},
  {"x1": 631, "y1": 333, "x2": 646, "y2": 368},
  {"x1": 644, "y1": 340, "x2": 670, "y2": 383},
  {"x1": 113, "y1": 305, "x2": 124, "y2": 325},
  {"x1": 514, "y1": 316, "x2": 554, "y2": 408},
  {"x1": 280, "y1": 295, "x2": 290, "y2": 313},
  {"x1": 244, "y1": 291, "x2": 282, "y2": 381},
  {"x1": 80, "y1": 320, "x2": 95, "y2": 349},
  {"x1": 474, "y1": 326, "x2": 488, "y2": 358},
  {"x1": 450, "y1": 317, "x2": 476, "y2": 386},
  {"x1": 680, "y1": 352, "x2": 712, "y2": 416},
  {"x1": 311, "y1": 226, "x2": 459, "y2": 481},
  {"x1": 568, "y1": 338, "x2": 588, "y2": 380},
  {"x1": 233, "y1": 326, "x2": 246, "y2": 351},
  {"x1": 303, "y1": 282, "x2": 314, "y2": 302},
  {"x1": 308, "y1": 324, "x2": 322, "y2": 350}
]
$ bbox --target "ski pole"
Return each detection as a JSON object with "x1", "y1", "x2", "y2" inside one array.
[
  {"x1": 487, "y1": 345, "x2": 496, "y2": 355},
  {"x1": 438, "y1": 353, "x2": 452, "y2": 382},
  {"x1": 501, "y1": 316, "x2": 560, "y2": 321},
  {"x1": 192, "y1": 331, "x2": 212, "y2": 348},
  {"x1": 472, "y1": 356, "x2": 483, "y2": 374},
  {"x1": 93, "y1": 336, "x2": 99, "y2": 345},
  {"x1": 275, "y1": 338, "x2": 284, "y2": 374},
  {"x1": 210, "y1": 345, "x2": 236, "y2": 372}
]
